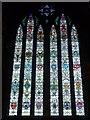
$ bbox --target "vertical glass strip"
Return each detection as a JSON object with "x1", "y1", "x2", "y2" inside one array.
[
  {"x1": 60, "y1": 14, "x2": 72, "y2": 116},
  {"x1": 71, "y1": 24, "x2": 85, "y2": 116},
  {"x1": 9, "y1": 25, "x2": 23, "y2": 116},
  {"x1": 22, "y1": 14, "x2": 34, "y2": 116},
  {"x1": 50, "y1": 25, "x2": 59, "y2": 116},
  {"x1": 34, "y1": 25, "x2": 44, "y2": 116}
]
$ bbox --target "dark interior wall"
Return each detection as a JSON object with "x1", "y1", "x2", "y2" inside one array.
[{"x1": 2, "y1": 2, "x2": 90, "y2": 120}]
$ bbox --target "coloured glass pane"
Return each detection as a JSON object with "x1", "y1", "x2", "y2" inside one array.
[
  {"x1": 22, "y1": 14, "x2": 34, "y2": 116},
  {"x1": 71, "y1": 24, "x2": 85, "y2": 116},
  {"x1": 60, "y1": 14, "x2": 72, "y2": 116},
  {"x1": 34, "y1": 25, "x2": 44, "y2": 116},
  {"x1": 50, "y1": 25, "x2": 59, "y2": 116},
  {"x1": 9, "y1": 25, "x2": 23, "y2": 116}
]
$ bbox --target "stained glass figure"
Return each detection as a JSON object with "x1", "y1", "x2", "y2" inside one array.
[
  {"x1": 50, "y1": 25, "x2": 59, "y2": 116},
  {"x1": 22, "y1": 14, "x2": 34, "y2": 116},
  {"x1": 60, "y1": 14, "x2": 72, "y2": 116},
  {"x1": 71, "y1": 24, "x2": 85, "y2": 116},
  {"x1": 34, "y1": 25, "x2": 44, "y2": 116},
  {"x1": 9, "y1": 25, "x2": 23, "y2": 116}
]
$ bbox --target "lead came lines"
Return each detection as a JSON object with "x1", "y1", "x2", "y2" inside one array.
[
  {"x1": 60, "y1": 14, "x2": 72, "y2": 116},
  {"x1": 34, "y1": 25, "x2": 44, "y2": 116},
  {"x1": 50, "y1": 25, "x2": 59, "y2": 116},
  {"x1": 22, "y1": 14, "x2": 34, "y2": 116},
  {"x1": 8, "y1": 11, "x2": 85, "y2": 117},
  {"x1": 9, "y1": 25, "x2": 23, "y2": 116},
  {"x1": 71, "y1": 25, "x2": 85, "y2": 116}
]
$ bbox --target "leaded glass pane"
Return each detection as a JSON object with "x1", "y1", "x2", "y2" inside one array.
[
  {"x1": 22, "y1": 14, "x2": 34, "y2": 116},
  {"x1": 60, "y1": 14, "x2": 72, "y2": 116},
  {"x1": 71, "y1": 24, "x2": 85, "y2": 116},
  {"x1": 9, "y1": 25, "x2": 23, "y2": 116},
  {"x1": 50, "y1": 25, "x2": 59, "y2": 116},
  {"x1": 34, "y1": 25, "x2": 44, "y2": 116}
]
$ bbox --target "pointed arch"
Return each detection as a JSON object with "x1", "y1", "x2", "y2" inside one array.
[
  {"x1": 22, "y1": 14, "x2": 34, "y2": 116},
  {"x1": 60, "y1": 14, "x2": 72, "y2": 116},
  {"x1": 71, "y1": 24, "x2": 85, "y2": 116},
  {"x1": 9, "y1": 24, "x2": 23, "y2": 116},
  {"x1": 34, "y1": 25, "x2": 44, "y2": 116},
  {"x1": 50, "y1": 24, "x2": 59, "y2": 116}
]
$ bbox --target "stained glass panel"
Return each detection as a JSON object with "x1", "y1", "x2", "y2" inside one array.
[
  {"x1": 60, "y1": 14, "x2": 72, "y2": 116},
  {"x1": 9, "y1": 25, "x2": 23, "y2": 116},
  {"x1": 50, "y1": 25, "x2": 59, "y2": 116},
  {"x1": 22, "y1": 14, "x2": 34, "y2": 116},
  {"x1": 71, "y1": 24, "x2": 85, "y2": 116},
  {"x1": 34, "y1": 25, "x2": 44, "y2": 116}
]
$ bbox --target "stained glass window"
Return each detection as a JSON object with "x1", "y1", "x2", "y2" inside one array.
[
  {"x1": 8, "y1": 8, "x2": 86, "y2": 117},
  {"x1": 9, "y1": 24, "x2": 23, "y2": 116},
  {"x1": 60, "y1": 14, "x2": 72, "y2": 116},
  {"x1": 34, "y1": 25, "x2": 44, "y2": 116},
  {"x1": 50, "y1": 25, "x2": 59, "y2": 116},
  {"x1": 22, "y1": 14, "x2": 34, "y2": 116},
  {"x1": 71, "y1": 24, "x2": 85, "y2": 116}
]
